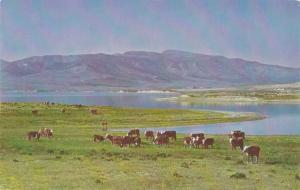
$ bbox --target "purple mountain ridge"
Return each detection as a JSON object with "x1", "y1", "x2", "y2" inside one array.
[{"x1": 1, "y1": 50, "x2": 299, "y2": 91}]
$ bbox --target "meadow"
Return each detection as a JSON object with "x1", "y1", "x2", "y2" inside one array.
[{"x1": 0, "y1": 102, "x2": 299, "y2": 190}]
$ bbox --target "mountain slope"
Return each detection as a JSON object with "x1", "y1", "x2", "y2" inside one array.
[{"x1": 1, "y1": 50, "x2": 299, "y2": 91}]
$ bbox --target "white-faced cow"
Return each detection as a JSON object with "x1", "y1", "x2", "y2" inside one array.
[{"x1": 243, "y1": 145, "x2": 260, "y2": 164}]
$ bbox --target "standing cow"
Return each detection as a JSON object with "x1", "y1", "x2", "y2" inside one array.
[
  {"x1": 229, "y1": 137, "x2": 244, "y2": 150},
  {"x1": 243, "y1": 145, "x2": 260, "y2": 164},
  {"x1": 202, "y1": 138, "x2": 214, "y2": 149},
  {"x1": 144, "y1": 130, "x2": 154, "y2": 141}
]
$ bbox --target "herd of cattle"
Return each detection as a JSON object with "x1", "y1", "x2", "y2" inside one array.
[{"x1": 27, "y1": 127, "x2": 260, "y2": 163}]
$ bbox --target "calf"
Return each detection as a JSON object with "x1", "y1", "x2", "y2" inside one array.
[
  {"x1": 229, "y1": 137, "x2": 244, "y2": 150},
  {"x1": 243, "y1": 145, "x2": 260, "y2": 164},
  {"x1": 144, "y1": 130, "x2": 154, "y2": 140},
  {"x1": 93, "y1": 135, "x2": 105, "y2": 143},
  {"x1": 27, "y1": 131, "x2": 40, "y2": 141},
  {"x1": 202, "y1": 138, "x2": 214, "y2": 149}
]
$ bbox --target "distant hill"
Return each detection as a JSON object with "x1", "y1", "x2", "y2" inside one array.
[{"x1": 1, "y1": 50, "x2": 299, "y2": 91}]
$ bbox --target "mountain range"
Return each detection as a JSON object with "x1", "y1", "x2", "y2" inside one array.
[{"x1": 1, "y1": 50, "x2": 299, "y2": 91}]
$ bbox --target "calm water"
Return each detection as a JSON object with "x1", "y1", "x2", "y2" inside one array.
[{"x1": 1, "y1": 92, "x2": 300, "y2": 135}]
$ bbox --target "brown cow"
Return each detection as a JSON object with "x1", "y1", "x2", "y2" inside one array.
[
  {"x1": 27, "y1": 131, "x2": 40, "y2": 141},
  {"x1": 229, "y1": 137, "x2": 244, "y2": 150},
  {"x1": 243, "y1": 145, "x2": 260, "y2": 164},
  {"x1": 38, "y1": 128, "x2": 54, "y2": 138},
  {"x1": 154, "y1": 135, "x2": 169, "y2": 146},
  {"x1": 122, "y1": 136, "x2": 141, "y2": 147},
  {"x1": 90, "y1": 109, "x2": 97, "y2": 115},
  {"x1": 61, "y1": 108, "x2": 66, "y2": 113},
  {"x1": 183, "y1": 137, "x2": 193, "y2": 148},
  {"x1": 32, "y1": 110, "x2": 38, "y2": 115},
  {"x1": 112, "y1": 136, "x2": 124, "y2": 147},
  {"x1": 93, "y1": 135, "x2": 105, "y2": 143},
  {"x1": 192, "y1": 136, "x2": 203, "y2": 149},
  {"x1": 144, "y1": 130, "x2": 154, "y2": 140},
  {"x1": 202, "y1": 138, "x2": 214, "y2": 149},
  {"x1": 229, "y1": 130, "x2": 245, "y2": 139},
  {"x1": 158, "y1": 131, "x2": 176, "y2": 141},
  {"x1": 191, "y1": 133, "x2": 205, "y2": 139},
  {"x1": 128, "y1": 129, "x2": 140, "y2": 137}
]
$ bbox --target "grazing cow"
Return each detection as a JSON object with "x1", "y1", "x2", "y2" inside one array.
[
  {"x1": 229, "y1": 137, "x2": 244, "y2": 150},
  {"x1": 93, "y1": 135, "x2": 105, "y2": 143},
  {"x1": 158, "y1": 131, "x2": 176, "y2": 141},
  {"x1": 90, "y1": 109, "x2": 97, "y2": 115},
  {"x1": 229, "y1": 130, "x2": 245, "y2": 139},
  {"x1": 243, "y1": 145, "x2": 260, "y2": 164},
  {"x1": 191, "y1": 133, "x2": 205, "y2": 140},
  {"x1": 144, "y1": 131, "x2": 154, "y2": 140},
  {"x1": 128, "y1": 129, "x2": 140, "y2": 137},
  {"x1": 183, "y1": 137, "x2": 193, "y2": 148},
  {"x1": 61, "y1": 108, "x2": 66, "y2": 113},
  {"x1": 191, "y1": 136, "x2": 203, "y2": 149},
  {"x1": 154, "y1": 135, "x2": 169, "y2": 146},
  {"x1": 202, "y1": 138, "x2": 214, "y2": 149},
  {"x1": 32, "y1": 110, "x2": 38, "y2": 115},
  {"x1": 27, "y1": 131, "x2": 40, "y2": 141},
  {"x1": 122, "y1": 136, "x2": 141, "y2": 147}
]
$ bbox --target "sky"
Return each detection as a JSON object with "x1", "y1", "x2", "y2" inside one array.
[{"x1": 0, "y1": 0, "x2": 299, "y2": 67}]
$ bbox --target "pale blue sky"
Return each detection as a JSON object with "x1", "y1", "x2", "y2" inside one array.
[{"x1": 0, "y1": 0, "x2": 299, "y2": 67}]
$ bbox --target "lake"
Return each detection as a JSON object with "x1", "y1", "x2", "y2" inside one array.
[{"x1": 1, "y1": 91, "x2": 300, "y2": 135}]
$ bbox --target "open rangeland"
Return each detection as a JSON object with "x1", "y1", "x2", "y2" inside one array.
[{"x1": 0, "y1": 102, "x2": 299, "y2": 190}]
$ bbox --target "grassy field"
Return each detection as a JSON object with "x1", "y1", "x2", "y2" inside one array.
[
  {"x1": 0, "y1": 102, "x2": 299, "y2": 190},
  {"x1": 157, "y1": 83, "x2": 300, "y2": 105}
]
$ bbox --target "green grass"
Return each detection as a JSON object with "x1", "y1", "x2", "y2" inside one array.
[{"x1": 0, "y1": 102, "x2": 299, "y2": 190}]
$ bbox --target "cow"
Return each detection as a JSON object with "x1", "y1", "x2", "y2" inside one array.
[
  {"x1": 128, "y1": 129, "x2": 140, "y2": 137},
  {"x1": 191, "y1": 133, "x2": 205, "y2": 139},
  {"x1": 229, "y1": 137, "x2": 244, "y2": 150},
  {"x1": 27, "y1": 131, "x2": 40, "y2": 141},
  {"x1": 122, "y1": 136, "x2": 141, "y2": 147},
  {"x1": 164, "y1": 131, "x2": 176, "y2": 141},
  {"x1": 243, "y1": 145, "x2": 260, "y2": 164},
  {"x1": 154, "y1": 135, "x2": 169, "y2": 146},
  {"x1": 61, "y1": 108, "x2": 66, "y2": 113},
  {"x1": 93, "y1": 135, "x2": 105, "y2": 143},
  {"x1": 90, "y1": 109, "x2": 97, "y2": 115},
  {"x1": 191, "y1": 136, "x2": 203, "y2": 149},
  {"x1": 112, "y1": 136, "x2": 124, "y2": 147},
  {"x1": 38, "y1": 128, "x2": 54, "y2": 138},
  {"x1": 183, "y1": 137, "x2": 193, "y2": 148},
  {"x1": 32, "y1": 110, "x2": 38, "y2": 115},
  {"x1": 229, "y1": 130, "x2": 245, "y2": 140},
  {"x1": 202, "y1": 138, "x2": 214, "y2": 149},
  {"x1": 157, "y1": 131, "x2": 176, "y2": 141},
  {"x1": 144, "y1": 130, "x2": 154, "y2": 140}
]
